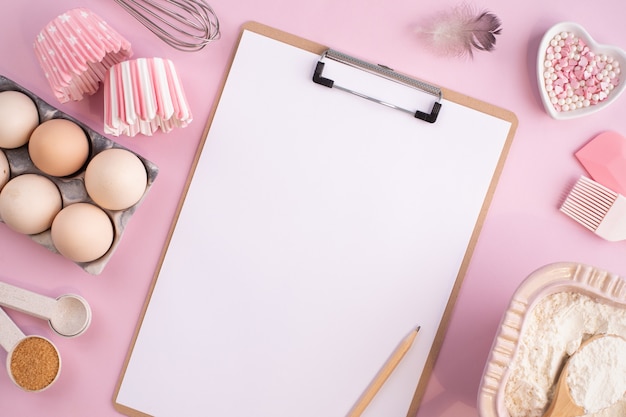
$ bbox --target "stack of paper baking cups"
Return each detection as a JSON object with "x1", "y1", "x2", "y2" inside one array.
[
  {"x1": 104, "y1": 58, "x2": 192, "y2": 136},
  {"x1": 33, "y1": 7, "x2": 192, "y2": 137},
  {"x1": 33, "y1": 8, "x2": 132, "y2": 103}
]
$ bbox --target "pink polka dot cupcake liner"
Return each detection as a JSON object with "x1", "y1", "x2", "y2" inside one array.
[
  {"x1": 33, "y1": 8, "x2": 133, "y2": 103},
  {"x1": 104, "y1": 57, "x2": 192, "y2": 137}
]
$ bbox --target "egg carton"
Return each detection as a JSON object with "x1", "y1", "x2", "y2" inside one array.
[{"x1": 0, "y1": 75, "x2": 159, "y2": 275}]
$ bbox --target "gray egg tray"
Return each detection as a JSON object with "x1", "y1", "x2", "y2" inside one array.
[{"x1": 0, "y1": 75, "x2": 158, "y2": 275}]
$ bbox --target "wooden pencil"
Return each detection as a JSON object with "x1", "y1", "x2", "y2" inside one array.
[{"x1": 346, "y1": 326, "x2": 420, "y2": 417}]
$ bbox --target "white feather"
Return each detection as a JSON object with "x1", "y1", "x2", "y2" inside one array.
[{"x1": 415, "y1": 3, "x2": 502, "y2": 58}]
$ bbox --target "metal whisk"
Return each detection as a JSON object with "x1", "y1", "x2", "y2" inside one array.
[{"x1": 113, "y1": 0, "x2": 220, "y2": 52}]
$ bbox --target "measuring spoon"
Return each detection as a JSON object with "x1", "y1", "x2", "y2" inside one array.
[
  {"x1": 0, "y1": 281, "x2": 91, "y2": 337},
  {"x1": 542, "y1": 334, "x2": 626, "y2": 417},
  {"x1": 0, "y1": 306, "x2": 61, "y2": 392}
]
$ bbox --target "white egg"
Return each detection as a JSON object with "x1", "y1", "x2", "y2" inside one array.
[
  {"x1": 84, "y1": 148, "x2": 147, "y2": 210},
  {"x1": 51, "y1": 203, "x2": 114, "y2": 263},
  {"x1": 0, "y1": 150, "x2": 9, "y2": 190},
  {"x1": 0, "y1": 174, "x2": 62, "y2": 234},
  {"x1": 0, "y1": 91, "x2": 40, "y2": 149}
]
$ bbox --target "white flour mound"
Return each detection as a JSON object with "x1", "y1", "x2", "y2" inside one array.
[
  {"x1": 504, "y1": 292, "x2": 626, "y2": 417},
  {"x1": 567, "y1": 335, "x2": 626, "y2": 413}
]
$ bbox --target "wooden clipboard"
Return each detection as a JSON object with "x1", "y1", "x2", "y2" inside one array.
[{"x1": 113, "y1": 21, "x2": 517, "y2": 417}]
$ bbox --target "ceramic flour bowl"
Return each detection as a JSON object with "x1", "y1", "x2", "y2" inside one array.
[
  {"x1": 537, "y1": 22, "x2": 626, "y2": 120},
  {"x1": 478, "y1": 262, "x2": 626, "y2": 417}
]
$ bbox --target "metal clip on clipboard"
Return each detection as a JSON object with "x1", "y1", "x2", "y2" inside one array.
[{"x1": 313, "y1": 49, "x2": 442, "y2": 123}]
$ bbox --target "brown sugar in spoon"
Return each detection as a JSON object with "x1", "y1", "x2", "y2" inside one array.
[
  {"x1": 542, "y1": 334, "x2": 626, "y2": 417},
  {"x1": 0, "y1": 306, "x2": 61, "y2": 391}
]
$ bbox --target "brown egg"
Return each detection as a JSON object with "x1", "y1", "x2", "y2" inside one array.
[
  {"x1": 28, "y1": 119, "x2": 90, "y2": 177},
  {"x1": 0, "y1": 91, "x2": 39, "y2": 149},
  {"x1": 51, "y1": 203, "x2": 114, "y2": 263},
  {"x1": 84, "y1": 148, "x2": 147, "y2": 210},
  {"x1": 0, "y1": 174, "x2": 62, "y2": 235}
]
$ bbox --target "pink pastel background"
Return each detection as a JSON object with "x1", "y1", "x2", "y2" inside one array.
[{"x1": 1, "y1": 0, "x2": 626, "y2": 416}]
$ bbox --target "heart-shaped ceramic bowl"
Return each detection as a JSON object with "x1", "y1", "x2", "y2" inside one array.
[{"x1": 537, "y1": 22, "x2": 626, "y2": 120}]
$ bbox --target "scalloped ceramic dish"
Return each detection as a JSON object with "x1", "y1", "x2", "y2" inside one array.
[
  {"x1": 537, "y1": 22, "x2": 626, "y2": 120},
  {"x1": 477, "y1": 262, "x2": 626, "y2": 417}
]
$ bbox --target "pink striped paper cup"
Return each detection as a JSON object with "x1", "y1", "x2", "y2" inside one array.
[
  {"x1": 34, "y1": 8, "x2": 133, "y2": 103},
  {"x1": 104, "y1": 57, "x2": 192, "y2": 137}
]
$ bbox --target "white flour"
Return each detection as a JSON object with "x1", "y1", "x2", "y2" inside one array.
[
  {"x1": 567, "y1": 335, "x2": 626, "y2": 413},
  {"x1": 504, "y1": 292, "x2": 626, "y2": 417}
]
